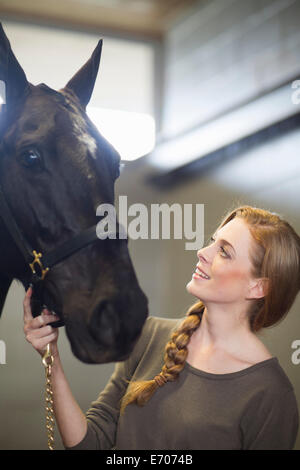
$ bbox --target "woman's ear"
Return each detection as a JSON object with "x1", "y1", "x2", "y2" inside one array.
[{"x1": 247, "y1": 277, "x2": 269, "y2": 300}]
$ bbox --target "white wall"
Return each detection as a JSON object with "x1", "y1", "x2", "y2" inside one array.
[{"x1": 1, "y1": 20, "x2": 155, "y2": 114}]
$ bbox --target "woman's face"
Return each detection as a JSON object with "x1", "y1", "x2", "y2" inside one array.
[{"x1": 186, "y1": 217, "x2": 259, "y2": 304}]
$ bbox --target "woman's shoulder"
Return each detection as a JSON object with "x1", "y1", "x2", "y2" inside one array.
[
  {"x1": 124, "y1": 315, "x2": 183, "y2": 373},
  {"x1": 240, "y1": 360, "x2": 299, "y2": 450},
  {"x1": 145, "y1": 315, "x2": 183, "y2": 332},
  {"x1": 264, "y1": 359, "x2": 295, "y2": 392},
  {"x1": 138, "y1": 315, "x2": 182, "y2": 346},
  {"x1": 242, "y1": 356, "x2": 296, "y2": 399},
  {"x1": 241, "y1": 337, "x2": 295, "y2": 394},
  {"x1": 128, "y1": 315, "x2": 182, "y2": 357}
]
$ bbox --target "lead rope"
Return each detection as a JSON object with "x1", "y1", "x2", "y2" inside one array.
[{"x1": 42, "y1": 343, "x2": 55, "y2": 450}]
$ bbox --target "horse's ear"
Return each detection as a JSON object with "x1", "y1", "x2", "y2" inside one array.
[
  {"x1": 0, "y1": 23, "x2": 29, "y2": 108},
  {"x1": 0, "y1": 275, "x2": 12, "y2": 318},
  {"x1": 65, "y1": 39, "x2": 103, "y2": 109}
]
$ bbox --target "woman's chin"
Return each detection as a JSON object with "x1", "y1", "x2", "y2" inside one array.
[{"x1": 186, "y1": 279, "x2": 198, "y2": 295}]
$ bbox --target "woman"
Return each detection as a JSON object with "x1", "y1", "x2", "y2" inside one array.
[{"x1": 23, "y1": 205, "x2": 300, "y2": 449}]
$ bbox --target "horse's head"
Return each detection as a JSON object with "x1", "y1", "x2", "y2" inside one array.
[{"x1": 0, "y1": 23, "x2": 148, "y2": 363}]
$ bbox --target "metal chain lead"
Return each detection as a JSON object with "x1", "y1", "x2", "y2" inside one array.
[{"x1": 42, "y1": 343, "x2": 55, "y2": 450}]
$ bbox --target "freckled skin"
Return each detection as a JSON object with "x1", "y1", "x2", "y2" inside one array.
[
  {"x1": 185, "y1": 217, "x2": 274, "y2": 370},
  {"x1": 187, "y1": 218, "x2": 256, "y2": 304}
]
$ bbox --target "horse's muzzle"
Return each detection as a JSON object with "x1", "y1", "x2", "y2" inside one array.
[{"x1": 64, "y1": 290, "x2": 148, "y2": 364}]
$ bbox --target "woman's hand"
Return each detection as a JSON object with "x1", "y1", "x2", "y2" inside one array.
[{"x1": 23, "y1": 286, "x2": 60, "y2": 358}]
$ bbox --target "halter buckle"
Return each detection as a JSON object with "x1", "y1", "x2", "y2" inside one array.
[{"x1": 29, "y1": 250, "x2": 49, "y2": 280}]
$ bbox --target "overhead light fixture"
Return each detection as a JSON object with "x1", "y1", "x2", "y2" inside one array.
[
  {"x1": 148, "y1": 83, "x2": 299, "y2": 172},
  {"x1": 87, "y1": 106, "x2": 155, "y2": 162}
]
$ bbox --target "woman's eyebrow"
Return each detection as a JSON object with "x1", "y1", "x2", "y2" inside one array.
[{"x1": 212, "y1": 233, "x2": 236, "y2": 254}]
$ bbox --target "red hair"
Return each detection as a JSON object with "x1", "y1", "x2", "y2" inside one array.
[{"x1": 120, "y1": 205, "x2": 300, "y2": 415}]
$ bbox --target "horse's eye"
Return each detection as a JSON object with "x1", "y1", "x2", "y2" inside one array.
[{"x1": 20, "y1": 149, "x2": 43, "y2": 170}]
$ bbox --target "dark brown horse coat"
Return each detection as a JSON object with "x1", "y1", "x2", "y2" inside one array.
[{"x1": 0, "y1": 23, "x2": 148, "y2": 364}]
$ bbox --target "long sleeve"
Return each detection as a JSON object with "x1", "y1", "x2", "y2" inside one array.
[
  {"x1": 65, "y1": 316, "x2": 157, "y2": 450},
  {"x1": 65, "y1": 316, "x2": 299, "y2": 450},
  {"x1": 65, "y1": 361, "x2": 130, "y2": 450},
  {"x1": 241, "y1": 387, "x2": 299, "y2": 450}
]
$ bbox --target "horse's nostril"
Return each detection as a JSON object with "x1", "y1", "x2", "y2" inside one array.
[{"x1": 89, "y1": 300, "x2": 118, "y2": 347}]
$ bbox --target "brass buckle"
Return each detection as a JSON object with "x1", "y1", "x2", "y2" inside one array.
[{"x1": 29, "y1": 250, "x2": 49, "y2": 280}]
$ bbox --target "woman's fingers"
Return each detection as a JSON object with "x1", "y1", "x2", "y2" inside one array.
[
  {"x1": 24, "y1": 314, "x2": 58, "y2": 332},
  {"x1": 25, "y1": 323, "x2": 55, "y2": 341},
  {"x1": 35, "y1": 333, "x2": 58, "y2": 352},
  {"x1": 26, "y1": 329, "x2": 58, "y2": 353},
  {"x1": 23, "y1": 286, "x2": 33, "y2": 323},
  {"x1": 23, "y1": 286, "x2": 59, "y2": 326},
  {"x1": 23, "y1": 289, "x2": 60, "y2": 356},
  {"x1": 24, "y1": 316, "x2": 59, "y2": 353},
  {"x1": 23, "y1": 289, "x2": 60, "y2": 334}
]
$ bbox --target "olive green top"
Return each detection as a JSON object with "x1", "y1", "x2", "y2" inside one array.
[{"x1": 67, "y1": 316, "x2": 299, "y2": 450}]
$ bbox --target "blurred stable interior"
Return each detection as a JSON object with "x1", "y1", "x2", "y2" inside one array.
[{"x1": 0, "y1": 0, "x2": 299, "y2": 450}]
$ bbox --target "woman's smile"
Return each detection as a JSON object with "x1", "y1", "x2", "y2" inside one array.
[
  {"x1": 187, "y1": 218, "x2": 257, "y2": 302},
  {"x1": 193, "y1": 266, "x2": 210, "y2": 280}
]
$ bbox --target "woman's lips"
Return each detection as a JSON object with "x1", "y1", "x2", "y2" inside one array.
[{"x1": 192, "y1": 267, "x2": 210, "y2": 280}]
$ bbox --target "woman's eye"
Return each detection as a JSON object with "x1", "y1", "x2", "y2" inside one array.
[
  {"x1": 220, "y1": 247, "x2": 229, "y2": 257},
  {"x1": 209, "y1": 237, "x2": 229, "y2": 258},
  {"x1": 20, "y1": 149, "x2": 43, "y2": 170}
]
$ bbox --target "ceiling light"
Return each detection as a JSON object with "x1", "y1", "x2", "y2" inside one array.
[{"x1": 87, "y1": 106, "x2": 155, "y2": 161}]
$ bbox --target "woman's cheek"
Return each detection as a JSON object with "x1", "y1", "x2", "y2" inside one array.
[
  {"x1": 216, "y1": 268, "x2": 248, "y2": 291},
  {"x1": 212, "y1": 260, "x2": 241, "y2": 281}
]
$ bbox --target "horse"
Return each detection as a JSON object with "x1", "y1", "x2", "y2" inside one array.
[{"x1": 0, "y1": 23, "x2": 148, "y2": 364}]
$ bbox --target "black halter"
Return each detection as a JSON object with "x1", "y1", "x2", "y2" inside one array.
[{"x1": 0, "y1": 184, "x2": 120, "y2": 327}]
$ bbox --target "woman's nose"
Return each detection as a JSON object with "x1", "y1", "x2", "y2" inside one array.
[
  {"x1": 197, "y1": 248, "x2": 206, "y2": 262},
  {"x1": 197, "y1": 244, "x2": 211, "y2": 262}
]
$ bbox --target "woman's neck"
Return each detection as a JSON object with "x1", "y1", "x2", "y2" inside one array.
[{"x1": 192, "y1": 304, "x2": 255, "y2": 356}]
